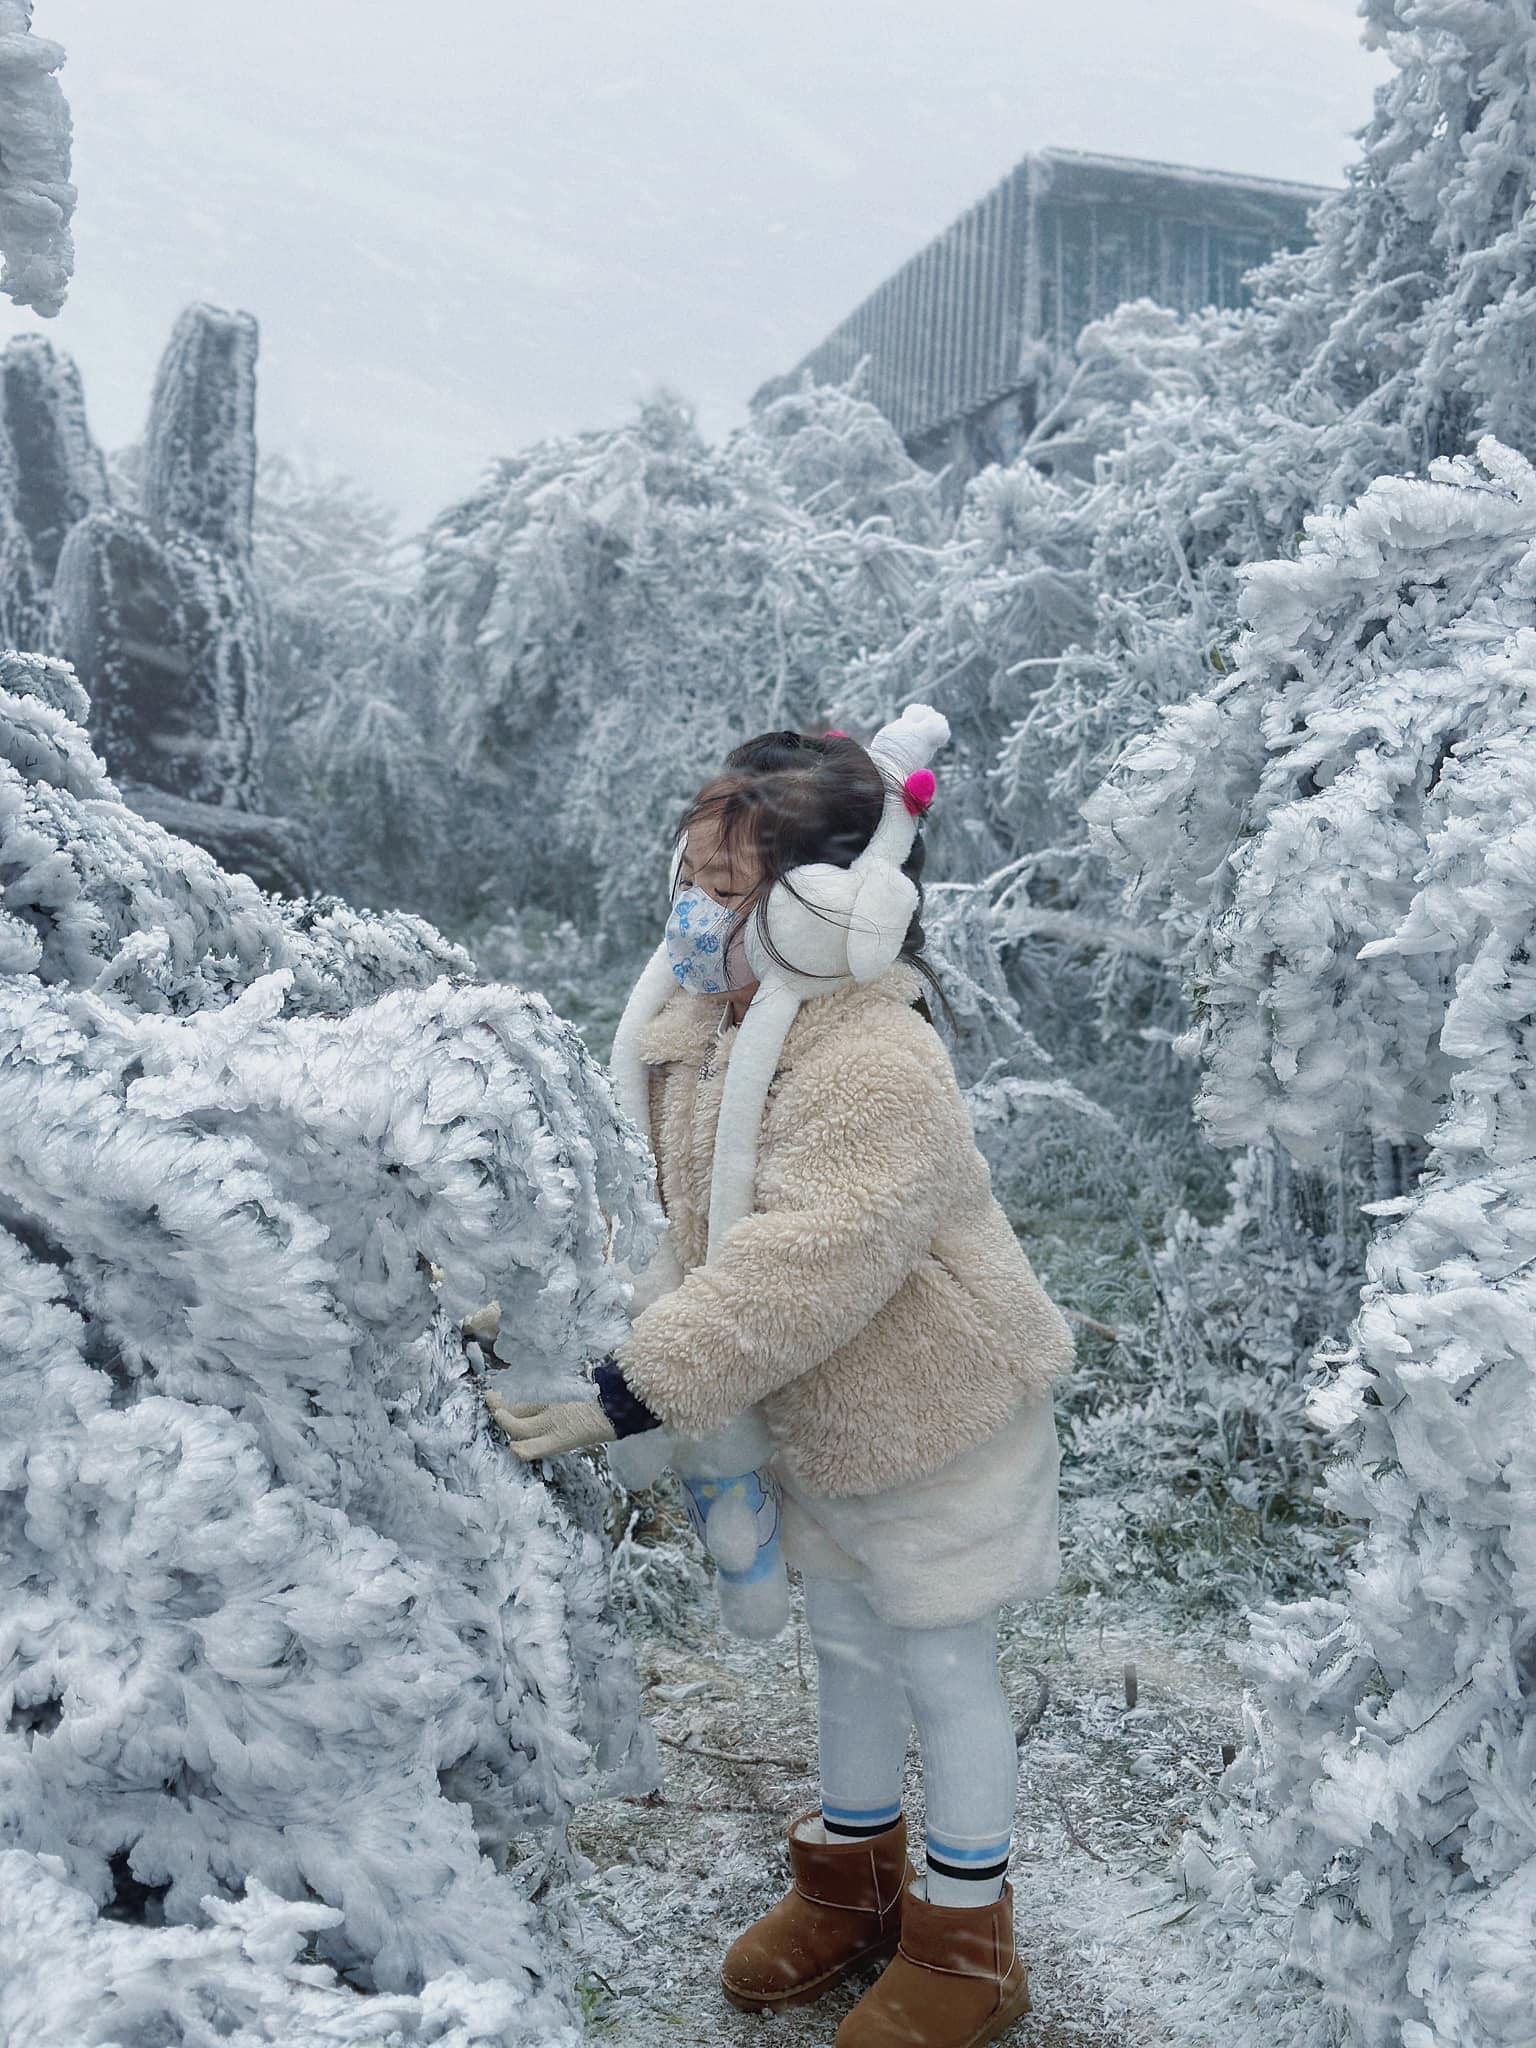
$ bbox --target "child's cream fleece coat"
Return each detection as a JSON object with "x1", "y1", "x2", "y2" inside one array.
[{"x1": 612, "y1": 956, "x2": 1074, "y2": 1627}]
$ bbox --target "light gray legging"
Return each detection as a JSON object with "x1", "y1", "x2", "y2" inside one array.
[{"x1": 803, "y1": 1573, "x2": 1017, "y2": 1905}]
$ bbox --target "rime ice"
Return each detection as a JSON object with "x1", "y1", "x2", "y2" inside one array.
[{"x1": 0, "y1": 654, "x2": 665, "y2": 2039}]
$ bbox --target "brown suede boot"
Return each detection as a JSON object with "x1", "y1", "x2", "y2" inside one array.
[
  {"x1": 720, "y1": 1807, "x2": 916, "y2": 2014},
  {"x1": 833, "y1": 1876, "x2": 1032, "y2": 2047}
]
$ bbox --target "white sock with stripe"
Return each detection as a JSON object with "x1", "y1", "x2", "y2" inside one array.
[
  {"x1": 819, "y1": 1798, "x2": 905, "y2": 1842},
  {"x1": 920, "y1": 1827, "x2": 1012, "y2": 1906}
]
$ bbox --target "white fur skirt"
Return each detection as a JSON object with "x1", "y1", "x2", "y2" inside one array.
[{"x1": 769, "y1": 1391, "x2": 1062, "y2": 1630}]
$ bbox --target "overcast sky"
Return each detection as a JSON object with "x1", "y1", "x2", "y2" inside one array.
[{"x1": 2, "y1": 1, "x2": 1392, "y2": 528}]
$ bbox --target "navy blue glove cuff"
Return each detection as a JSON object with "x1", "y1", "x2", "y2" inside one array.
[{"x1": 592, "y1": 1355, "x2": 664, "y2": 1438}]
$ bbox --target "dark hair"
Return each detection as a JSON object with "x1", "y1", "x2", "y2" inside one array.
[{"x1": 668, "y1": 726, "x2": 957, "y2": 1032}]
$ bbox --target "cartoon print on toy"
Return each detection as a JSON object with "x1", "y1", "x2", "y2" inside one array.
[{"x1": 679, "y1": 1467, "x2": 784, "y2": 1584}]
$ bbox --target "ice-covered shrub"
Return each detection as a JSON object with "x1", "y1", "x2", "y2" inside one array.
[
  {"x1": 0, "y1": 1852, "x2": 589, "y2": 2048},
  {"x1": 417, "y1": 385, "x2": 947, "y2": 964},
  {"x1": 251, "y1": 455, "x2": 447, "y2": 915},
  {"x1": 0, "y1": 655, "x2": 664, "y2": 2038},
  {"x1": 606, "y1": 1472, "x2": 711, "y2": 1639},
  {"x1": 1098, "y1": 438, "x2": 1536, "y2": 2044}
]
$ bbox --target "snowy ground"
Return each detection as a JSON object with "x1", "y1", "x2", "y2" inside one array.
[{"x1": 563, "y1": 1571, "x2": 1250, "y2": 2046}]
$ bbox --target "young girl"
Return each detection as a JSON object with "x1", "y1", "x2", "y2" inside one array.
[{"x1": 485, "y1": 711, "x2": 1074, "y2": 2048}]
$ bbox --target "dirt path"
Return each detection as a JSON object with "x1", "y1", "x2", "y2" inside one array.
[{"x1": 563, "y1": 1579, "x2": 1248, "y2": 2045}]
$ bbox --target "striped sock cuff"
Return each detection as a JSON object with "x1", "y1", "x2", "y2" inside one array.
[
  {"x1": 821, "y1": 1800, "x2": 903, "y2": 1840},
  {"x1": 924, "y1": 1832, "x2": 1012, "y2": 1884}
]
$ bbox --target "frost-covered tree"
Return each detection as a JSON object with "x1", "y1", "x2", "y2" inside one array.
[
  {"x1": 1003, "y1": 0, "x2": 1536, "y2": 924},
  {"x1": 254, "y1": 454, "x2": 452, "y2": 918},
  {"x1": 846, "y1": 0, "x2": 1536, "y2": 1595},
  {"x1": 1090, "y1": 437, "x2": 1536, "y2": 2045},
  {"x1": 418, "y1": 385, "x2": 947, "y2": 1012},
  {"x1": 0, "y1": 652, "x2": 662, "y2": 2039},
  {"x1": 0, "y1": 0, "x2": 73, "y2": 318},
  {"x1": 1255, "y1": 0, "x2": 1536, "y2": 477}
]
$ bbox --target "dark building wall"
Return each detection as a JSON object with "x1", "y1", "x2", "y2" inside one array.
[{"x1": 751, "y1": 147, "x2": 1337, "y2": 472}]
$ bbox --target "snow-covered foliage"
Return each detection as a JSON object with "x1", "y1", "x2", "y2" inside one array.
[
  {"x1": 0, "y1": 0, "x2": 73, "y2": 318},
  {"x1": 1036, "y1": 9, "x2": 1536, "y2": 2021},
  {"x1": 0, "y1": 1853, "x2": 590, "y2": 2048},
  {"x1": 0, "y1": 648, "x2": 465, "y2": 1007},
  {"x1": 1080, "y1": 437, "x2": 1536, "y2": 1167},
  {"x1": 253, "y1": 454, "x2": 452, "y2": 919},
  {"x1": 1266, "y1": 0, "x2": 1536, "y2": 476},
  {"x1": 998, "y1": 0, "x2": 1536, "y2": 902},
  {"x1": 417, "y1": 387, "x2": 946, "y2": 981},
  {"x1": 1089, "y1": 436, "x2": 1536, "y2": 2047},
  {"x1": 0, "y1": 654, "x2": 665, "y2": 2037}
]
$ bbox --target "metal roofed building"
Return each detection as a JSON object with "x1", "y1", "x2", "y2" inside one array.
[{"x1": 749, "y1": 146, "x2": 1338, "y2": 486}]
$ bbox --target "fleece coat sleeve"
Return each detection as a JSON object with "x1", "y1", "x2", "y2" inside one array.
[{"x1": 612, "y1": 1032, "x2": 964, "y2": 1441}]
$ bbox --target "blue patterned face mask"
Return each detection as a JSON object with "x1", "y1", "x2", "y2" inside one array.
[{"x1": 666, "y1": 884, "x2": 741, "y2": 994}]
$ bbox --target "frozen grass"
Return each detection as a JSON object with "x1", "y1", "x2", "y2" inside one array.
[
  {"x1": 1022, "y1": 1206, "x2": 1362, "y2": 1627},
  {"x1": 563, "y1": 1568, "x2": 1256, "y2": 2046}
]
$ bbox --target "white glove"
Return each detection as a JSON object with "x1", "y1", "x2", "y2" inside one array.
[{"x1": 485, "y1": 1390, "x2": 617, "y2": 1461}]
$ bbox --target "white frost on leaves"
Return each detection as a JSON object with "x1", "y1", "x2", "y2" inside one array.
[
  {"x1": 0, "y1": 1853, "x2": 582, "y2": 2047},
  {"x1": 1093, "y1": 439, "x2": 1536, "y2": 2047},
  {"x1": 1083, "y1": 436, "x2": 1536, "y2": 1165},
  {"x1": 0, "y1": 659, "x2": 664, "y2": 2039}
]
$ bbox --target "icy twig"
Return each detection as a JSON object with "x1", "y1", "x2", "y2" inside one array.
[
  {"x1": 1051, "y1": 1790, "x2": 1107, "y2": 1864},
  {"x1": 658, "y1": 1733, "x2": 810, "y2": 1772},
  {"x1": 1013, "y1": 1665, "x2": 1052, "y2": 1743}
]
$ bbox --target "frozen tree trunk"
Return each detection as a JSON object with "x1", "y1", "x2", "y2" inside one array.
[
  {"x1": 46, "y1": 304, "x2": 270, "y2": 826},
  {"x1": 0, "y1": 335, "x2": 106, "y2": 648},
  {"x1": 142, "y1": 303, "x2": 258, "y2": 560},
  {"x1": 51, "y1": 508, "x2": 261, "y2": 807},
  {"x1": 0, "y1": 655, "x2": 663, "y2": 2037},
  {"x1": 0, "y1": 0, "x2": 73, "y2": 318}
]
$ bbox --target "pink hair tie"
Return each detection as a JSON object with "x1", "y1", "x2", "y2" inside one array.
[
  {"x1": 822, "y1": 727, "x2": 849, "y2": 739},
  {"x1": 902, "y1": 768, "x2": 936, "y2": 816}
]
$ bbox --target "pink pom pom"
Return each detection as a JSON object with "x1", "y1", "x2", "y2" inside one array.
[{"x1": 902, "y1": 768, "x2": 936, "y2": 816}]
